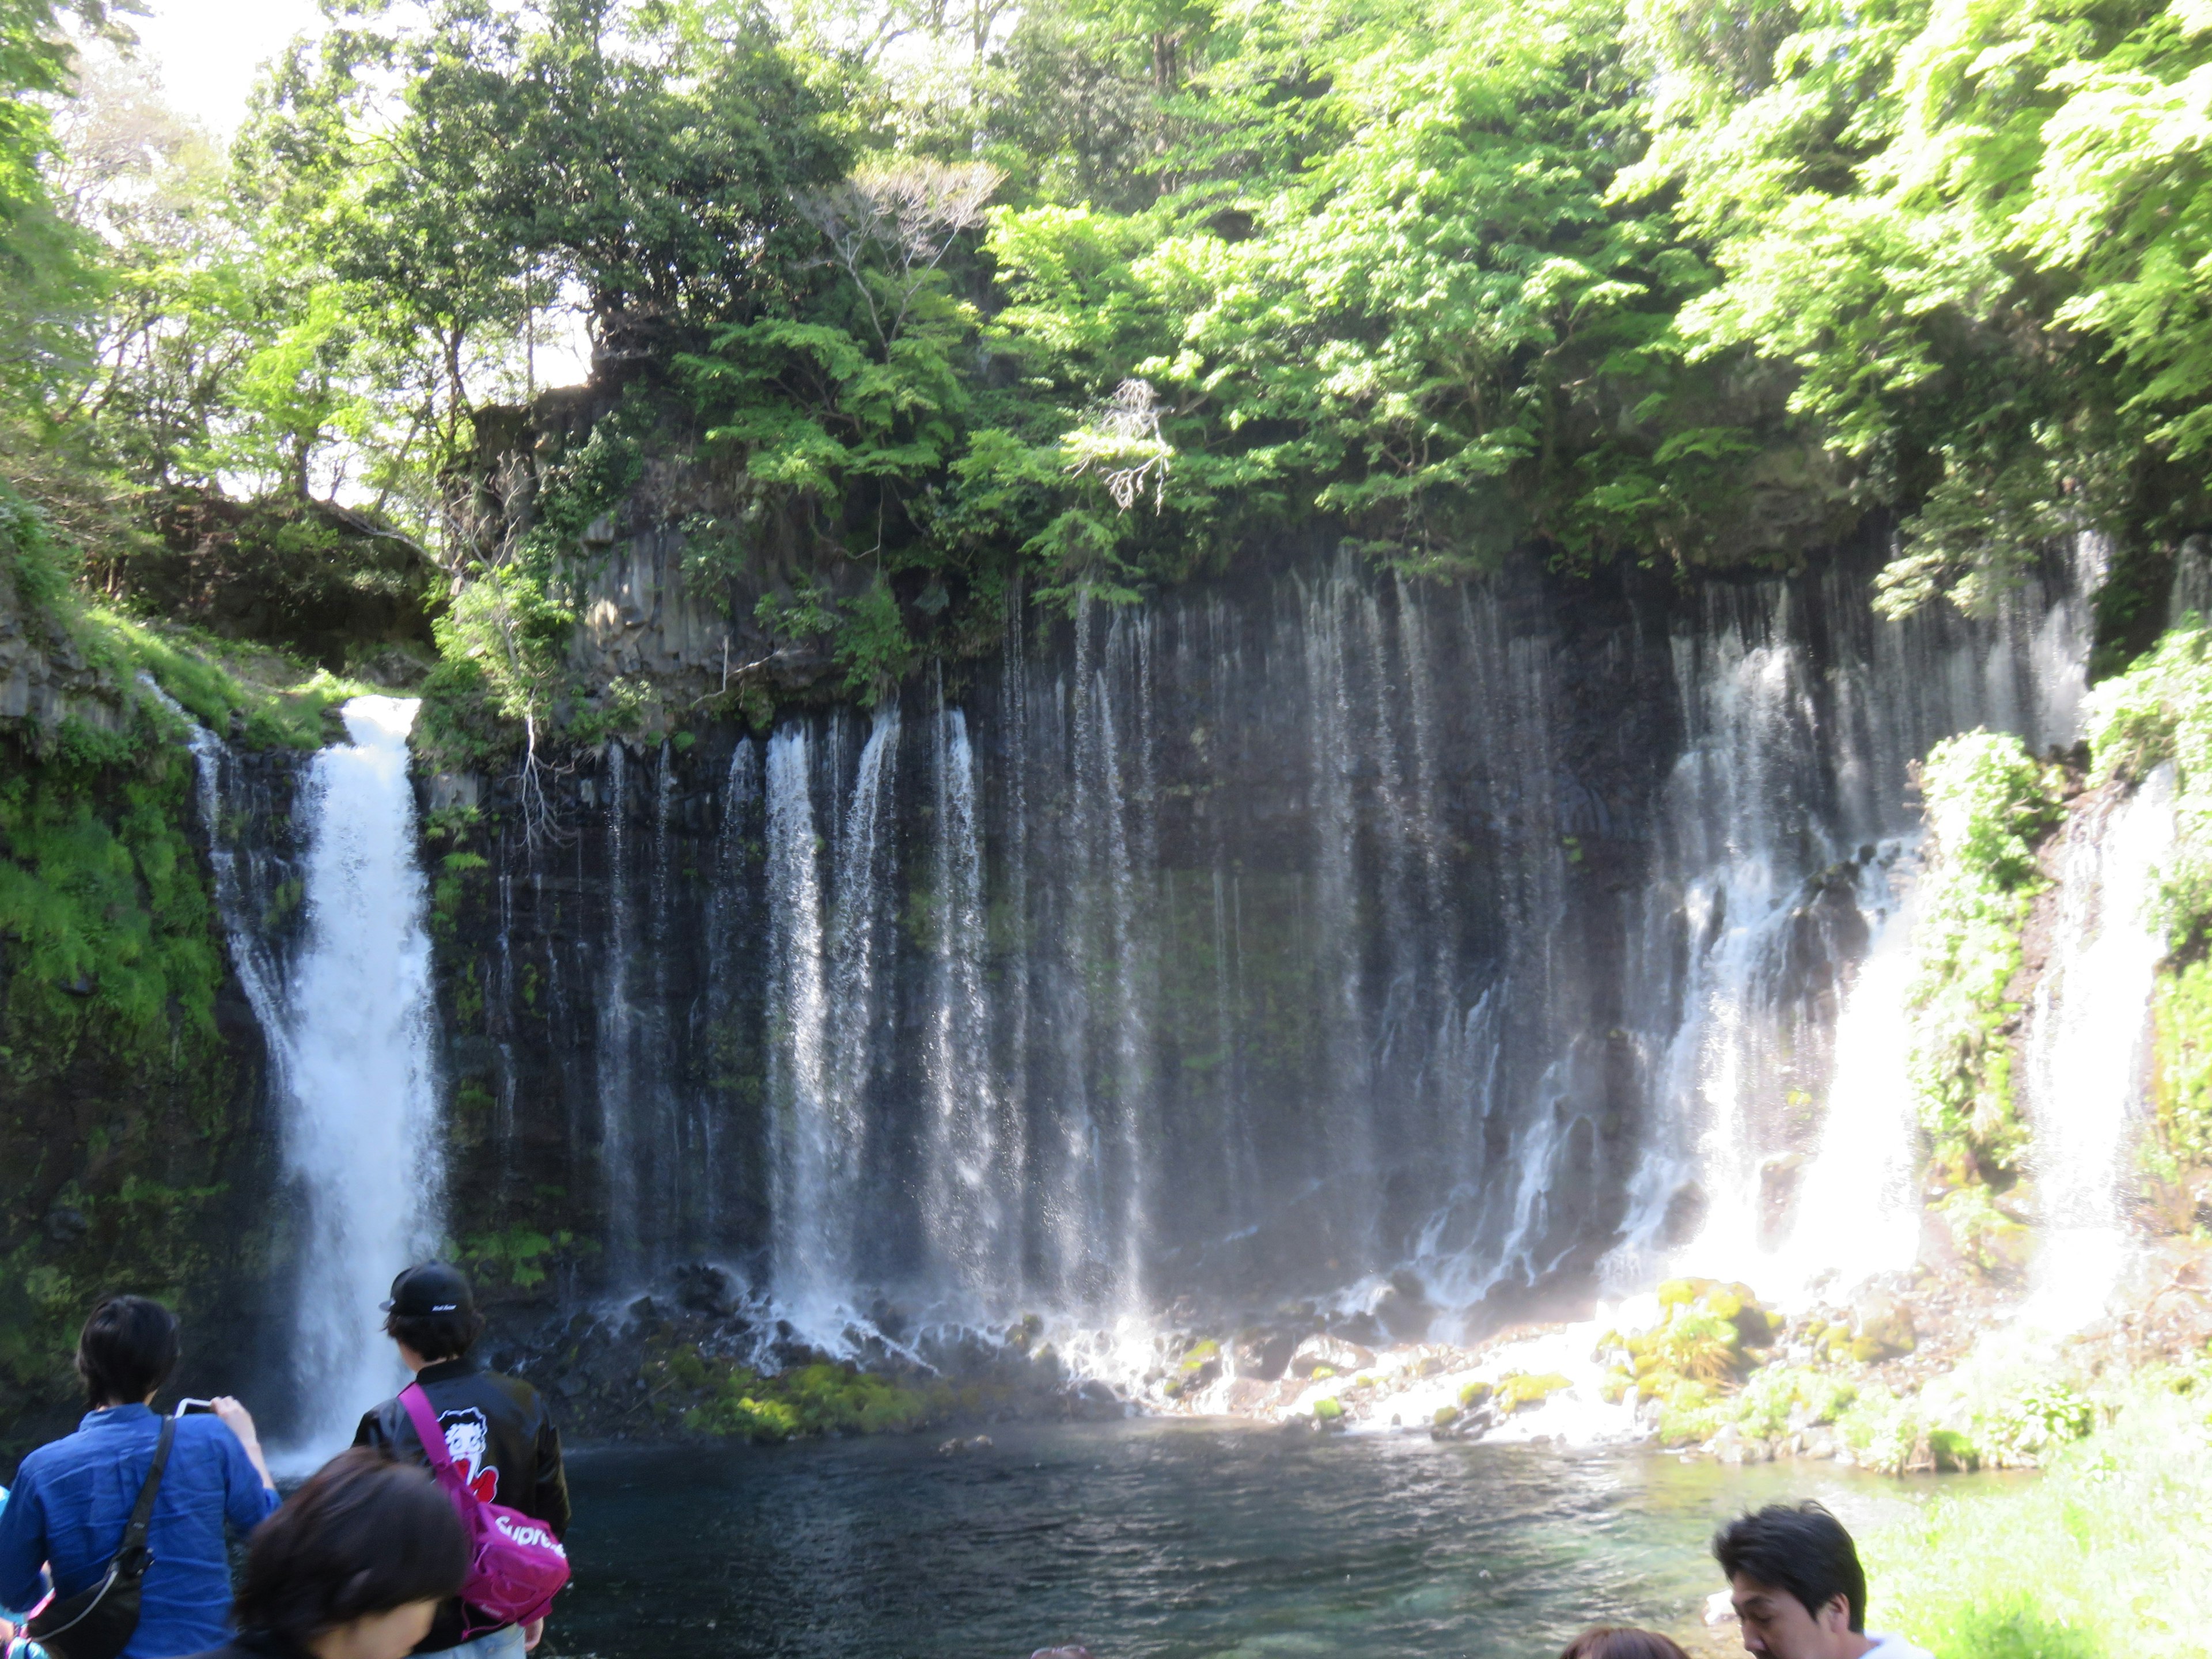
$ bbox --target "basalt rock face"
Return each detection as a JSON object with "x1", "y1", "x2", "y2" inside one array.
[
  {"x1": 425, "y1": 535, "x2": 2088, "y2": 1369},
  {"x1": 0, "y1": 605, "x2": 297, "y2": 1448},
  {"x1": 124, "y1": 491, "x2": 440, "y2": 675}
]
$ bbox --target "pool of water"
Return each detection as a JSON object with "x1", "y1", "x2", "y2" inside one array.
[{"x1": 543, "y1": 1420, "x2": 1973, "y2": 1659}]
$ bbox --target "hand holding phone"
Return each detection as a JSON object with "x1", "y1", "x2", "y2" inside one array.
[{"x1": 173, "y1": 1397, "x2": 218, "y2": 1416}]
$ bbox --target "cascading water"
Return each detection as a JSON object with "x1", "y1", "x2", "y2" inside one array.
[
  {"x1": 276, "y1": 697, "x2": 444, "y2": 1449},
  {"x1": 922, "y1": 693, "x2": 1010, "y2": 1295},
  {"x1": 2019, "y1": 766, "x2": 2178, "y2": 1328},
  {"x1": 764, "y1": 725, "x2": 836, "y2": 1312},
  {"x1": 1769, "y1": 845, "x2": 1927, "y2": 1295},
  {"x1": 453, "y1": 544, "x2": 2114, "y2": 1349},
  {"x1": 1606, "y1": 565, "x2": 2089, "y2": 1300}
]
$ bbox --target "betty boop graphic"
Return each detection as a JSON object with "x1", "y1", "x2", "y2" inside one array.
[{"x1": 437, "y1": 1407, "x2": 500, "y2": 1503}]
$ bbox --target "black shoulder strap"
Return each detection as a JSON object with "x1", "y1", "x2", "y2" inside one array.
[{"x1": 118, "y1": 1416, "x2": 176, "y2": 1560}]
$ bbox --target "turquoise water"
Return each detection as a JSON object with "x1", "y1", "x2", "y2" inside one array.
[{"x1": 546, "y1": 1420, "x2": 1975, "y2": 1659}]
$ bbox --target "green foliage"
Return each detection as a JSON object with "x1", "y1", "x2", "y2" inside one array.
[
  {"x1": 0, "y1": 744, "x2": 219, "y2": 1069},
  {"x1": 2080, "y1": 619, "x2": 2212, "y2": 1167},
  {"x1": 1656, "y1": 1378, "x2": 1724, "y2": 1446},
  {"x1": 679, "y1": 1358, "x2": 957, "y2": 1441},
  {"x1": 1604, "y1": 1279, "x2": 1774, "y2": 1427},
  {"x1": 457, "y1": 1226, "x2": 570, "y2": 1291},
  {"x1": 1862, "y1": 1372, "x2": 2212, "y2": 1656},
  {"x1": 2089, "y1": 619, "x2": 2212, "y2": 953},
  {"x1": 1933, "y1": 1184, "x2": 2033, "y2": 1279},
  {"x1": 2156, "y1": 960, "x2": 2212, "y2": 1168},
  {"x1": 1904, "y1": 732, "x2": 2064, "y2": 1176},
  {"x1": 1724, "y1": 1363, "x2": 1858, "y2": 1441},
  {"x1": 1631, "y1": 0, "x2": 2212, "y2": 616}
]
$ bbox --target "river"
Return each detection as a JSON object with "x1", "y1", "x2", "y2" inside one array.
[{"x1": 547, "y1": 1421, "x2": 2002, "y2": 1659}]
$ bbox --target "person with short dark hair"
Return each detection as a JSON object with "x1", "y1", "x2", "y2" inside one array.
[
  {"x1": 0, "y1": 1296, "x2": 279, "y2": 1658},
  {"x1": 183, "y1": 1446, "x2": 469, "y2": 1659},
  {"x1": 1711, "y1": 1502, "x2": 1930, "y2": 1659},
  {"x1": 1559, "y1": 1629, "x2": 1692, "y2": 1659},
  {"x1": 351, "y1": 1266, "x2": 567, "y2": 1659}
]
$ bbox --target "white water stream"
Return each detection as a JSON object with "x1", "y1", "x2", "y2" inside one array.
[
  {"x1": 278, "y1": 698, "x2": 444, "y2": 1453},
  {"x1": 149, "y1": 687, "x2": 443, "y2": 1454},
  {"x1": 2019, "y1": 766, "x2": 2177, "y2": 1331},
  {"x1": 1770, "y1": 848, "x2": 1927, "y2": 1296}
]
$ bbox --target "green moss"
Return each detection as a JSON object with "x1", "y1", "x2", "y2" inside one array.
[
  {"x1": 457, "y1": 1226, "x2": 573, "y2": 1292},
  {"x1": 1493, "y1": 1370, "x2": 1573, "y2": 1414},
  {"x1": 1933, "y1": 1185, "x2": 2033, "y2": 1279},
  {"x1": 679, "y1": 1358, "x2": 962, "y2": 1442},
  {"x1": 2156, "y1": 960, "x2": 2212, "y2": 1166},
  {"x1": 1905, "y1": 731, "x2": 2064, "y2": 1178},
  {"x1": 1312, "y1": 1396, "x2": 1345, "y2": 1421},
  {"x1": 1722, "y1": 1365, "x2": 1858, "y2": 1440},
  {"x1": 1657, "y1": 1378, "x2": 1724, "y2": 1446}
]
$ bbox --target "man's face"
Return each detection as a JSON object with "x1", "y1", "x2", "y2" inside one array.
[{"x1": 1730, "y1": 1573, "x2": 1854, "y2": 1659}]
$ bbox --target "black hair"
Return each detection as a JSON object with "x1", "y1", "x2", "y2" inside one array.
[
  {"x1": 383, "y1": 1306, "x2": 486, "y2": 1365},
  {"x1": 234, "y1": 1447, "x2": 468, "y2": 1646},
  {"x1": 76, "y1": 1295, "x2": 180, "y2": 1409},
  {"x1": 1711, "y1": 1501, "x2": 1867, "y2": 1633},
  {"x1": 1559, "y1": 1630, "x2": 1692, "y2": 1659}
]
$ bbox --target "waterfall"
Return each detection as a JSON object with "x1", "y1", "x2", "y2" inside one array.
[
  {"x1": 825, "y1": 705, "x2": 899, "y2": 1166},
  {"x1": 1772, "y1": 844, "x2": 1926, "y2": 1295},
  {"x1": 278, "y1": 698, "x2": 444, "y2": 1449},
  {"x1": 471, "y1": 545, "x2": 2111, "y2": 1340},
  {"x1": 922, "y1": 696, "x2": 1007, "y2": 1296},
  {"x1": 2020, "y1": 766, "x2": 2178, "y2": 1328},
  {"x1": 764, "y1": 726, "x2": 835, "y2": 1310}
]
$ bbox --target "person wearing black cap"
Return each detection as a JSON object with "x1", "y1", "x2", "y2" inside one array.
[{"x1": 351, "y1": 1266, "x2": 569, "y2": 1659}]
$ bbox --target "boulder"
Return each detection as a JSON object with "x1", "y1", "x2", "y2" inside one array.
[
  {"x1": 1234, "y1": 1327, "x2": 1301, "y2": 1382},
  {"x1": 1852, "y1": 1293, "x2": 1917, "y2": 1357},
  {"x1": 1373, "y1": 1270, "x2": 1438, "y2": 1340},
  {"x1": 1328, "y1": 1310, "x2": 1385, "y2": 1347},
  {"x1": 1290, "y1": 1334, "x2": 1375, "y2": 1379}
]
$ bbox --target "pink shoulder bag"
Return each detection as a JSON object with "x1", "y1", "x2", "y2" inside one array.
[{"x1": 399, "y1": 1383, "x2": 570, "y2": 1634}]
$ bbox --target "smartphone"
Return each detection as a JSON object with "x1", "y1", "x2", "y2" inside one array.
[{"x1": 173, "y1": 1397, "x2": 218, "y2": 1417}]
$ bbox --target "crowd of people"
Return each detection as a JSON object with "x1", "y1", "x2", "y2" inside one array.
[
  {"x1": 0, "y1": 1265, "x2": 568, "y2": 1659},
  {"x1": 0, "y1": 1268, "x2": 1932, "y2": 1659}
]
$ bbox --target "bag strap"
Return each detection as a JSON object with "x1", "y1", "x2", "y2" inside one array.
[
  {"x1": 397, "y1": 1384, "x2": 468, "y2": 1498},
  {"x1": 118, "y1": 1416, "x2": 175, "y2": 1561}
]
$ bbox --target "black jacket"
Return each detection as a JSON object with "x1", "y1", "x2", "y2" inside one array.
[{"x1": 354, "y1": 1357, "x2": 571, "y2": 1651}]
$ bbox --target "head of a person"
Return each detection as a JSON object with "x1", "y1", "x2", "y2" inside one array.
[
  {"x1": 1559, "y1": 1629, "x2": 1692, "y2": 1659},
  {"x1": 1712, "y1": 1502, "x2": 1868, "y2": 1659},
  {"x1": 234, "y1": 1446, "x2": 468, "y2": 1659},
  {"x1": 76, "y1": 1294, "x2": 180, "y2": 1409},
  {"x1": 380, "y1": 1262, "x2": 483, "y2": 1365}
]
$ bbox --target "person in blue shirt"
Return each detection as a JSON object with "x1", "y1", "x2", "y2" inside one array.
[{"x1": 0, "y1": 1296, "x2": 280, "y2": 1659}]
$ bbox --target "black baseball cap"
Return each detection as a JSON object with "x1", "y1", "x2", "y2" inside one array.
[{"x1": 381, "y1": 1262, "x2": 475, "y2": 1317}]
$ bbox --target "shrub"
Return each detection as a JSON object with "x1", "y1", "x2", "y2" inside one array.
[{"x1": 1904, "y1": 731, "x2": 2062, "y2": 1175}]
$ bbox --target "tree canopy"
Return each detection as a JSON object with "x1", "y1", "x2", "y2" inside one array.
[{"x1": 7, "y1": 0, "x2": 2212, "y2": 737}]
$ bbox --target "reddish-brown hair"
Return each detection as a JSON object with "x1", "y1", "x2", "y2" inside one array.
[{"x1": 1559, "y1": 1628, "x2": 1693, "y2": 1659}]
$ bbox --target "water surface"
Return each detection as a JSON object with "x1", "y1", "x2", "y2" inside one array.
[{"x1": 547, "y1": 1421, "x2": 1970, "y2": 1659}]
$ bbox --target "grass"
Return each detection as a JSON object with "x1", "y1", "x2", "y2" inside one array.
[
  {"x1": 1862, "y1": 1369, "x2": 2212, "y2": 1657},
  {"x1": 88, "y1": 607, "x2": 379, "y2": 750}
]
